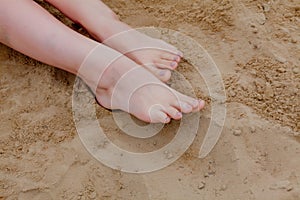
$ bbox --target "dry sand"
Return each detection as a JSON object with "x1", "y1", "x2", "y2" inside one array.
[{"x1": 1, "y1": 0, "x2": 300, "y2": 199}]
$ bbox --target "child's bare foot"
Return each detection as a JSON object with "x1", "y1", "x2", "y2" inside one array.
[
  {"x1": 45, "y1": 0, "x2": 182, "y2": 82},
  {"x1": 1, "y1": 0, "x2": 203, "y2": 123},
  {"x1": 110, "y1": 30, "x2": 183, "y2": 83},
  {"x1": 80, "y1": 45, "x2": 204, "y2": 123},
  {"x1": 87, "y1": 20, "x2": 183, "y2": 83}
]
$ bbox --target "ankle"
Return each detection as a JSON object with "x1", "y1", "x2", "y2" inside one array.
[{"x1": 80, "y1": 54, "x2": 139, "y2": 94}]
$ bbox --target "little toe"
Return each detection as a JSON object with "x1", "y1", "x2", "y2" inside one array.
[{"x1": 165, "y1": 107, "x2": 182, "y2": 120}]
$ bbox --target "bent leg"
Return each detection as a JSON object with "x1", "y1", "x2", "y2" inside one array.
[
  {"x1": 45, "y1": 0, "x2": 182, "y2": 82},
  {"x1": 0, "y1": 0, "x2": 204, "y2": 123},
  {"x1": 0, "y1": 0, "x2": 97, "y2": 74}
]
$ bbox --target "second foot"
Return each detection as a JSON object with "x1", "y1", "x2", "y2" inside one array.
[{"x1": 96, "y1": 66, "x2": 204, "y2": 124}]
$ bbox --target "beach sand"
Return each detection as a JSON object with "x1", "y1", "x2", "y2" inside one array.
[{"x1": 0, "y1": 0, "x2": 299, "y2": 199}]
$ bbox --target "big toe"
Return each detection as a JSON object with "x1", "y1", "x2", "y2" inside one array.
[
  {"x1": 186, "y1": 99, "x2": 205, "y2": 112},
  {"x1": 151, "y1": 49, "x2": 182, "y2": 71},
  {"x1": 159, "y1": 40, "x2": 183, "y2": 56},
  {"x1": 160, "y1": 52, "x2": 183, "y2": 62},
  {"x1": 172, "y1": 94, "x2": 205, "y2": 113},
  {"x1": 154, "y1": 59, "x2": 178, "y2": 70}
]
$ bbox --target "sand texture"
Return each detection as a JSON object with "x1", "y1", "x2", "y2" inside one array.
[{"x1": 0, "y1": 0, "x2": 299, "y2": 199}]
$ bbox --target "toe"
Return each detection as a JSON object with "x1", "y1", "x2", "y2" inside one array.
[
  {"x1": 143, "y1": 64, "x2": 171, "y2": 82},
  {"x1": 176, "y1": 93, "x2": 204, "y2": 110},
  {"x1": 177, "y1": 51, "x2": 184, "y2": 57},
  {"x1": 180, "y1": 97, "x2": 206, "y2": 112},
  {"x1": 179, "y1": 101, "x2": 193, "y2": 113},
  {"x1": 156, "y1": 69, "x2": 171, "y2": 82},
  {"x1": 161, "y1": 53, "x2": 181, "y2": 62},
  {"x1": 172, "y1": 101, "x2": 193, "y2": 114},
  {"x1": 165, "y1": 107, "x2": 182, "y2": 120},
  {"x1": 194, "y1": 100, "x2": 205, "y2": 111},
  {"x1": 161, "y1": 44, "x2": 183, "y2": 58},
  {"x1": 158, "y1": 40, "x2": 178, "y2": 52},
  {"x1": 154, "y1": 60, "x2": 178, "y2": 70},
  {"x1": 150, "y1": 110, "x2": 171, "y2": 123}
]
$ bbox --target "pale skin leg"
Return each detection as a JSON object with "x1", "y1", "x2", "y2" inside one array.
[
  {"x1": 0, "y1": 0, "x2": 205, "y2": 123},
  {"x1": 45, "y1": 0, "x2": 182, "y2": 82}
]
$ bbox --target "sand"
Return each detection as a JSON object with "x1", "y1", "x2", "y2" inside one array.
[{"x1": 0, "y1": 0, "x2": 299, "y2": 199}]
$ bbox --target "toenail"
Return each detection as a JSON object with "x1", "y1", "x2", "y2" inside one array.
[
  {"x1": 170, "y1": 62, "x2": 177, "y2": 67},
  {"x1": 173, "y1": 56, "x2": 180, "y2": 61},
  {"x1": 176, "y1": 112, "x2": 182, "y2": 117},
  {"x1": 159, "y1": 71, "x2": 166, "y2": 76},
  {"x1": 165, "y1": 117, "x2": 170, "y2": 123},
  {"x1": 177, "y1": 51, "x2": 183, "y2": 57},
  {"x1": 192, "y1": 100, "x2": 199, "y2": 107},
  {"x1": 183, "y1": 103, "x2": 192, "y2": 110}
]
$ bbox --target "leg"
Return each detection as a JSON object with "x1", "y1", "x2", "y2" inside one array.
[
  {"x1": 0, "y1": 0, "x2": 97, "y2": 74},
  {"x1": 0, "y1": 0, "x2": 204, "y2": 123},
  {"x1": 45, "y1": 0, "x2": 182, "y2": 82}
]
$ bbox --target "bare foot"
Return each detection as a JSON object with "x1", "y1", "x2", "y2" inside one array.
[
  {"x1": 80, "y1": 17, "x2": 182, "y2": 82},
  {"x1": 80, "y1": 45, "x2": 204, "y2": 123},
  {"x1": 45, "y1": 0, "x2": 182, "y2": 81}
]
